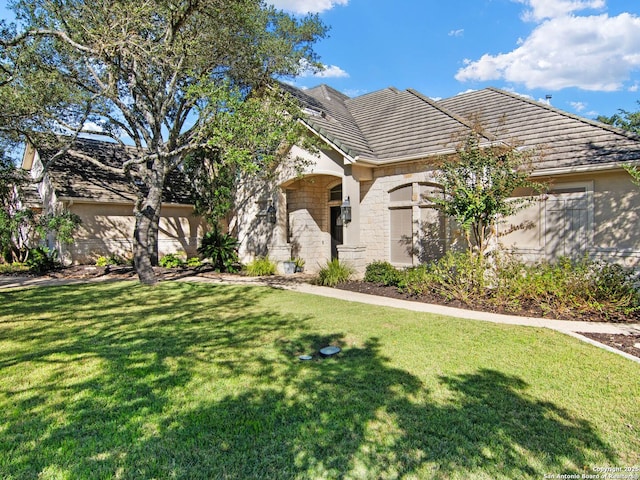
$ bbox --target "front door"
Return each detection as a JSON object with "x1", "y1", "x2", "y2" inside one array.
[{"x1": 330, "y1": 206, "x2": 343, "y2": 259}]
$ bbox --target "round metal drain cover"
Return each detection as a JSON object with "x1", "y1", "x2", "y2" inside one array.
[{"x1": 319, "y1": 346, "x2": 341, "y2": 357}]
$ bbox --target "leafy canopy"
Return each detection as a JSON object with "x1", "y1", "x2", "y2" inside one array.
[
  {"x1": 1, "y1": 0, "x2": 326, "y2": 282},
  {"x1": 597, "y1": 104, "x2": 640, "y2": 186}
]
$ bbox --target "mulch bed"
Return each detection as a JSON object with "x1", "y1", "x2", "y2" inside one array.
[{"x1": 577, "y1": 332, "x2": 640, "y2": 359}]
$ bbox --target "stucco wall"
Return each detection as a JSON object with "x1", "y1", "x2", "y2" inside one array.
[
  {"x1": 501, "y1": 171, "x2": 640, "y2": 267},
  {"x1": 62, "y1": 202, "x2": 205, "y2": 264}
]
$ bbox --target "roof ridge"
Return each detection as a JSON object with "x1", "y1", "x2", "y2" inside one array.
[
  {"x1": 300, "y1": 85, "x2": 375, "y2": 160},
  {"x1": 486, "y1": 87, "x2": 640, "y2": 141},
  {"x1": 407, "y1": 88, "x2": 498, "y2": 142}
]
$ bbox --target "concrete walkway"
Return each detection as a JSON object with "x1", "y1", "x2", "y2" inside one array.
[{"x1": 2, "y1": 273, "x2": 639, "y2": 363}]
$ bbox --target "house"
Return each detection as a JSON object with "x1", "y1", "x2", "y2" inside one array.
[
  {"x1": 234, "y1": 85, "x2": 640, "y2": 274},
  {"x1": 21, "y1": 137, "x2": 206, "y2": 265}
]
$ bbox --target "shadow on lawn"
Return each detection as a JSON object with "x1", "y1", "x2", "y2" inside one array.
[{"x1": 0, "y1": 282, "x2": 617, "y2": 479}]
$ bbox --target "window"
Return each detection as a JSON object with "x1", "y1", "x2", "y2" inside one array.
[
  {"x1": 544, "y1": 182, "x2": 592, "y2": 259},
  {"x1": 329, "y1": 184, "x2": 342, "y2": 202},
  {"x1": 389, "y1": 182, "x2": 446, "y2": 265}
]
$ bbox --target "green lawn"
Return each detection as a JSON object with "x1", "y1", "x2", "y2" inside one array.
[{"x1": 0, "y1": 281, "x2": 638, "y2": 479}]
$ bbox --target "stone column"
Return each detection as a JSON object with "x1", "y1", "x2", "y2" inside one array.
[
  {"x1": 268, "y1": 187, "x2": 292, "y2": 273},
  {"x1": 340, "y1": 166, "x2": 366, "y2": 277}
]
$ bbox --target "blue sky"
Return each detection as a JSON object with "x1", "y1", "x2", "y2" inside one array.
[
  {"x1": 271, "y1": 0, "x2": 640, "y2": 120},
  {"x1": 2, "y1": 0, "x2": 640, "y2": 119}
]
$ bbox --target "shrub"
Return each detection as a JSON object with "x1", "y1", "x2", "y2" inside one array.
[
  {"x1": 419, "y1": 251, "x2": 487, "y2": 304},
  {"x1": 159, "y1": 253, "x2": 184, "y2": 269},
  {"x1": 198, "y1": 225, "x2": 239, "y2": 273},
  {"x1": 364, "y1": 261, "x2": 401, "y2": 286},
  {"x1": 245, "y1": 256, "x2": 276, "y2": 276},
  {"x1": 186, "y1": 257, "x2": 202, "y2": 268},
  {"x1": 492, "y1": 255, "x2": 640, "y2": 319},
  {"x1": 397, "y1": 264, "x2": 432, "y2": 296},
  {"x1": 95, "y1": 254, "x2": 126, "y2": 267},
  {"x1": 25, "y1": 246, "x2": 59, "y2": 273},
  {"x1": 316, "y1": 259, "x2": 354, "y2": 287},
  {"x1": 293, "y1": 257, "x2": 305, "y2": 272},
  {"x1": 0, "y1": 262, "x2": 29, "y2": 274}
]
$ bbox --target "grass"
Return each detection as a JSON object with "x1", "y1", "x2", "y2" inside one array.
[{"x1": 0, "y1": 281, "x2": 638, "y2": 479}]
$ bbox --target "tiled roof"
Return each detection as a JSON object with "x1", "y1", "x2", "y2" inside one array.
[
  {"x1": 289, "y1": 83, "x2": 640, "y2": 170},
  {"x1": 288, "y1": 84, "x2": 491, "y2": 162},
  {"x1": 39, "y1": 137, "x2": 194, "y2": 205},
  {"x1": 437, "y1": 88, "x2": 640, "y2": 171}
]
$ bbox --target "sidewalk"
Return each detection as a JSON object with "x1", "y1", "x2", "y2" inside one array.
[{"x1": 2, "y1": 273, "x2": 639, "y2": 363}]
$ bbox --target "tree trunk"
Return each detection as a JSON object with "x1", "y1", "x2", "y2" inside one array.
[{"x1": 133, "y1": 182, "x2": 164, "y2": 285}]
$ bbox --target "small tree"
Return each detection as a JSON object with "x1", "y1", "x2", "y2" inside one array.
[
  {"x1": 433, "y1": 130, "x2": 544, "y2": 257},
  {"x1": 0, "y1": 152, "x2": 80, "y2": 264}
]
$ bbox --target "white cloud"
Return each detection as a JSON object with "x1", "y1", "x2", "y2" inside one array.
[
  {"x1": 314, "y1": 65, "x2": 350, "y2": 78},
  {"x1": 268, "y1": 0, "x2": 348, "y2": 14},
  {"x1": 455, "y1": 12, "x2": 640, "y2": 91},
  {"x1": 570, "y1": 101, "x2": 587, "y2": 112},
  {"x1": 298, "y1": 59, "x2": 350, "y2": 78},
  {"x1": 514, "y1": 0, "x2": 605, "y2": 21},
  {"x1": 448, "y1": 29, "x2": 464, "y2": 37}
]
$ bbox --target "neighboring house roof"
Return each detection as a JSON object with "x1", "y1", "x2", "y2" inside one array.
[
  {"x1": 31, "y1": 137, "x2": 194, "y2": 205},
  {"x1": 287, "y1": 83, "x2": 640, "y2": 170}
]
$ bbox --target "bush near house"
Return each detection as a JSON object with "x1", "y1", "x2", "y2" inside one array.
[
  {"x1": 245, "y1": 256, "x2": 276, "y2": 276},
  {"x1": 197, "y1": 225, "x2": 240, "y2": 273},
  {"x1": 362, "y1": 253, "x2": 640, "y2": 320},
  {"x1": 316, "y1": 259, "x2": 354, "y2": 287}
]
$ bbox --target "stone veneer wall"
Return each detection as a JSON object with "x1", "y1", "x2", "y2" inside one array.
[{"x1": 286, "y1": 176, "x2": 337, "y2": 273}]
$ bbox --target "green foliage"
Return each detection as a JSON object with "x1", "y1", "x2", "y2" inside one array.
[
  {"x1": 186, "y1": 257, "x2": 202, "y2": 268},
  {"x1": 597, "y1": 104, "x2": 640, "y2": 135},
  {"x1": 159, "y1": 253, "x2": 185, "y2": 269},
  {"x1": 0, "y1": 262, "x2": 28, "y2": 273},
  {"x1": 316, "y1": 259, "x2": 354, "y2": 287},
  {"x1": 245, "y1": 256, "x2": 276, "y2": 276},
  {"x1": 364, "y1": 261, "x2": 401, "y2": 286},
  {"x1": 597, "y1": 106, "x2": 640, "y2": 188},
  {"x1": 293, "y1": 257, "x2": 305, "y2": 272},
  {"x1": 25, "y1": 246, "x2": 59, "y2": 273},
  {"x1": 197, "y1": 224, "x2": 240, "y2": 273},
  {"x1": 2, "y1": 0, "x2": 326, "y2": 282},
  {"x1": 0, "y1": 149, "x2": 80, "y2": 263},
  {"x1": 95, "y1": 254, "x2": 127, "y2": 267},
  {"x1": 397, "y1": 251, "x2": 487, "y2": 304},
  {"x1": 432, "y1": 130, "x2": 544, "y2": 255},
  {"x1": 623, "y1": 164, "x2": 640, "y2": 187},
  {"x1": 37, "y1": 212, "x2": 81, "y2": 245},
  {"x1": 396, "y1": 264, "x2": 432, "y2": 296},
  {"x1": 493, "y1": 256, "x2": 640, "y2": 318},
  {"x1": 397, "y1": 251, "x2": 640, "y2": 319}
]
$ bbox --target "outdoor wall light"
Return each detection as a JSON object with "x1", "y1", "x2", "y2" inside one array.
[
  {"x1": 266, "y1": 203, "x2": 277, "y2": 224},
  {"x1": 341, "y1": 196, "x2": 351, "y2": 224}
]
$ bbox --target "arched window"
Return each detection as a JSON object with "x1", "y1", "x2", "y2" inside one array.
[{"x1": 389, "y1": 182, "x2": 446, "y2": 265}]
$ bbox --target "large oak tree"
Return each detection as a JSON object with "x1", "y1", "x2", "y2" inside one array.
[{"x1": 1, "y1": 0, "x2": 326, "y2": 283}]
